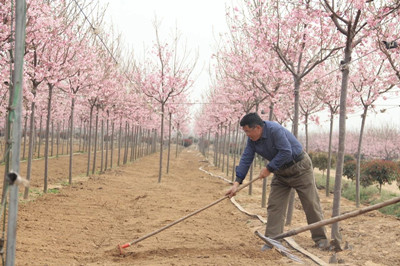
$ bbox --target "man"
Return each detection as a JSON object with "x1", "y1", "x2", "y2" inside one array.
[{"x1": 225, "y1": 113, "x2": 328, "y2": 250}]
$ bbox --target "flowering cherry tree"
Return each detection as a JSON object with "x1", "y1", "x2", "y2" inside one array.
[
  {"x1": 322, "y1": 0, "x2": 400, "y2": 246},
  {"x1": 243, "y1": 0, "x2": 341, "y2": 137},
  {"x1": 350, "y1": 50, "x2": 398, "y2": 207},
  {"x1": 134, "y1": 21, "x2": 196, "y2": 183}
]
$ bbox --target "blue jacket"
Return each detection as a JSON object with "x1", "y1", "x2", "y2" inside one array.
[{"x1": 235, "y1": 121, "x2": 303, "y2": 184}]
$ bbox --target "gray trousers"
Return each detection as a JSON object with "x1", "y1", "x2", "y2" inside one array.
[{"x1": 265, "y1": 153, "x2": 327, "y2": 243}]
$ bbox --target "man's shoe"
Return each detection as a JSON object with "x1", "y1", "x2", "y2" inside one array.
[
  {"x1": 261, "y1": 244, "x2": 272, "y2": 251},
  {"x1": 315, "y1": 239, "x2": 329, "y2": 250}
]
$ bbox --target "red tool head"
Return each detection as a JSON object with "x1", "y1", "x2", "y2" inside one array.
[{"x1": 118, "y1": 243, "x2": 131, "y2": 255}]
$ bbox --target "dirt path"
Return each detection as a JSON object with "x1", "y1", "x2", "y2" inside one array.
[
  {"x1": 4, "y1": 147, "x2": 400, "y2": 265},
  {"x1": 13, "y1": 148, "x2": 286, "y2": 265}
]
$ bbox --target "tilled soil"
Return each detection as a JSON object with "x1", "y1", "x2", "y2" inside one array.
[{"x1": 2, "y1": 146, "x2": 399, "y2": 265}]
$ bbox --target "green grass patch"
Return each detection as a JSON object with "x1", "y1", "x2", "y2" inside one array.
[
  {"x1": 314, "y1": 171, "x2": 400, "y2": 218},
  {"x1": 369, "y1": 191, "x2": 400, "y2": 217},
  {"x1": 61, "y1": 181, "x2": 70, "y2": 186},
  {"x1": 341, "y1": 181, "x2": 380, "y2": 203},
  {"x1": 29, "y1": 188, "x2": 43, "y2": 197},
  {"x1": 314, "y1": 172, "x2": 335, "y2": 192},
  {"x1": 47, "y1": 188, "x2": 60, "y2": 194}
]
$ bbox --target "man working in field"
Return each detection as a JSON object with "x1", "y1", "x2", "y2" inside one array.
[{"x1": 225, "y1": 112, "x2": 329, "y2": 250}]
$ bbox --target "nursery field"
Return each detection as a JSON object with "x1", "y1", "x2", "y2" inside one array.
[{"x1": 3, "y1": 147, "x2": 400, "y2": 265}]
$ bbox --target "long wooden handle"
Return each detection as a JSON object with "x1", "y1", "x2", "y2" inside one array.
[
  {"x1": 273, "y1": 196, "x2": 400, "y2": 240},
  {"x1": 127, "y1": 175, "x2": 263, "y2": 246}
]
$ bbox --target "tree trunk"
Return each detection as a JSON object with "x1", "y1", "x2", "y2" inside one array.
[
  {"x1": 24, "y1": 100, "x2": 35, "y2": 199},
  {"x1": 67, "y1": 119, "x2": 70, "y2": 154},
  {"x1": 137, "y1": 126, "x2": 140, "y2": 159},
  {"x1": 222, "y1": 125, "x2": 227, "y2": 173},
  {"x1": 78, "y1": 119, "x2": 83, "y2": 152},
  {"x1": 153, "y1": 129, "x2": 157, "y2": 154},
  {"x1": 262, "y1": 104, "x2": 275, "y2": 207},
  {"x1": 1, "y1": 59, "x2": 14, "y2": 204},
  {"x1": 331, "y1": 46, "x2": 353, "y2": 247},
  {"x1": 305, "y1": 113, "x2": 309, "y2": 153},
  {"x1": 158, "y1": 103, "x2": 165, "y2": 183},
  {"x1": 146, "y1": 128, "x2": 150, "y2": 156},
  {"x1": 92, "y1": 108, "x2": 99, "y2": 174},
  {"x1": 51, "y1": 120, "x2": 54, "y2": 156},
  {"x1": 175, "y1": 123, "x2": 180, "y2": 158},
  {"x1": 286, "y1": 77, "x2": 302, "y2": 225},
  {"x1": 86, "y1": 105, "x2": 94, "y2": 176},
  {"x1": 61, "y1": 120, "x2": 65, "y2": 155},
  {"x1": 355, "y1": 107, "x2": 368, "y2": 207},
  {"x1": 83, "y1": 120, "x2": 86, "y2": 152},
  {"x1": 147, "y1": 128, "x2": 151, "y2": 156},
  {"x1": 117, "y1": 120, "x2": 122, "y2": 166},
  {"x1": 56, "y1": 121, "x2": 60, "y2": 157},
  {"x1": 218, "y1": 124, "x2": 223, "y2": 168},
  {"x1": 132, "y1": 126, "x2": 138, "y2": 160},
  {"x1": 206, "y1": 129, "x2": 210, "y2": 159},
  {"x1": 105, "y1": 118, "x2": 109, "y2": 170},
  {"x1": 213, "y1": 132, "x2": 218, "y2": 166},
  {"x1": 232, "y1": 120, "x2": 239, "y2": 182},
  {"x1": 201, "y1": 135, "x2": 205, "y2": 155},
  {"x1": 81, "y1": 120, "x2": 85, "y2": 152},
  {"x1": 269, "y1": 102, "x2": 275, "y2": 121},
  {"x1": 6, "y1": 2, "x2": 26, "y2": 259},
  {"x1": 69, "y1": 97, "x2": 75, "y2": 184},
  {"x1": 326, "y1": 113, "x2": 334, "y2": 197},
  {"x1": 44, "y1": 83, "x2": 54, "y2": 193},
  {"x1": 123, "y1": 121, "x2": 129, "y2": 164},
  {"x1": 100, "y1": 119, "x2": 104, "y2": 172},
  {"x1": 167, "y1": 112, "x2": 172, "y2": 174},
  {"x1": 292, "y1": 77, "x2": 301, "y2": 137},
  {"x1": 22, "y1": 115, "x2": 27, "y2": 160},
  {"x1": 140, "y1": 128, "x2": 143, "y2": 157},
  {"x1": 226, "y1": 122, "x2": 231, "y2": 177},
  {"x1": 37, "y1": 116, "x2": 42, "y2": 158},
  {"x1": 129, "y1": 124, "x2": 134, "y2": 162},
  {"x1": 110, "y1": 122, "x2": 114, "y2": 168}
]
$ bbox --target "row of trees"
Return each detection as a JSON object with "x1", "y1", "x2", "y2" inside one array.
[
  {"x1": 198, "y1": 125, "x2": 400, "y2": 193},
  {"x1": 194, "y1": 0, "x2": 400, "y2": 248},
  {"x1": 306, "y1": 125, "x2": 400, "y2": 161},
  {"x1": 2, "y1": 1, "x2": 197, "y2": 263},
  {"x1": 1, "y1": 0, "x2": 197, "y2": 195}
]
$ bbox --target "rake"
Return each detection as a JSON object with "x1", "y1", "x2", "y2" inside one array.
[{"x1": 257, "y1": 196, "x2": 400, "y2": 248}]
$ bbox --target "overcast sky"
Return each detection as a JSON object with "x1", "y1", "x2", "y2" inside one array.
[
  {"x1": 96, "y1": 0, "x2": 400, "y2": 134},
  {"x1": 97, "y1": 0, "x2": 230, "y2": 102}
]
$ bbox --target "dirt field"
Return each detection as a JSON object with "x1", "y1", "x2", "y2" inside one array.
[{"x1": 2, "y1": 146, "x2": 399, "y2": 265}]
